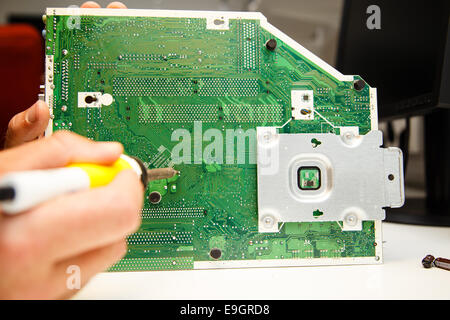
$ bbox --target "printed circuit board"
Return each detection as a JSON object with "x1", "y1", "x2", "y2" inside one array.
[{"x1": 44, "y1": 8, "x2": 404, "y2": 271}]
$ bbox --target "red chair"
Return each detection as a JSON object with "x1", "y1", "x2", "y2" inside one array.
[{"x1": 0, "y1": 24, "x2": 43, "y2": 149}]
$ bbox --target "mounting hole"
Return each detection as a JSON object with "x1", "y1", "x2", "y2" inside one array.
[
  {"x1": 149, "y1": 191, "x2": 162, "y2": 204},
  {"x1": 388, "y1": 174, "x2": 395, "y2": 181},
  {"x1": 210, "y1": 248, "x2": 222, "y2": 260},
  {"x1": 84, "y1": 95, "x2": 97, "y2": 104}
]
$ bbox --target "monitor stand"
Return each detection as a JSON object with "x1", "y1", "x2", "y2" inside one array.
[{"x1": 386, "y1": 109, "x2": 450, "y2": 226}]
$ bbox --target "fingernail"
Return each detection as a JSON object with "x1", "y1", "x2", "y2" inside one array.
[{"x1": 25, "y1": 103, "x2": 38, "y2": 123}]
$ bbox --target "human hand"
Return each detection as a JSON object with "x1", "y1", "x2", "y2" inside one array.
[
  {"x1": 0, "y1": 131, "x2": 143, "y2": 299},
  {"x1": 4, "y1": 101, "x2": 50, "y2": 149},
  {"x1": 4, "y1": 2, "x2": 127, "y2": 149}
]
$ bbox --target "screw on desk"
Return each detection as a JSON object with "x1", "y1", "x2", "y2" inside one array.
[{"x1": 422, "y1": 254, "x2": 450, "y2": 271}]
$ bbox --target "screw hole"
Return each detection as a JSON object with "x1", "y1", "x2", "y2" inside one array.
[
  {"x1": 149, "y1": 191, "x2": 162, "y2": 204},
  {"x1": 84, "y1": 95, "x2": 97, "y2": 104},
  {"x1": 388, "y1": 174, "x2": 394, "y2": 181}
]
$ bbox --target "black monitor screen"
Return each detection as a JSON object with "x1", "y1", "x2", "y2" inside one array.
[{"x1": 337, "y1": 0, "x2": 449, "y2": 119}]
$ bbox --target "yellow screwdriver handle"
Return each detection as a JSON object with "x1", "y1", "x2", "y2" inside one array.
[{"x1": 68, "y1": 156, "x2": 137, "y2": 187}]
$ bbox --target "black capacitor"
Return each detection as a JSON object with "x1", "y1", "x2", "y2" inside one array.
[{"x1": 265, "y1": 39, "x2": 277, "y2": 51}]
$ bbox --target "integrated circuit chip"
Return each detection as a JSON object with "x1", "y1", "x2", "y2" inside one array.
[{"x1": 298, "y1": 167, "x2": 321, "y2": 190}]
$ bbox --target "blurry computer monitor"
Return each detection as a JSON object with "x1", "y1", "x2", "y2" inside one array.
[
  {"x1": 337, "y1": 0, "x2": 449, "y2": 120},
  {"x1": 337, "y1": 0, "x2": 450, "y2": 226}
]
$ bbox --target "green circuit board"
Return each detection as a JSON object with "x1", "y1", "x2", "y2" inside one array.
[{"x1": 45, "y1": 9, "x2": 379, "y2": 271}]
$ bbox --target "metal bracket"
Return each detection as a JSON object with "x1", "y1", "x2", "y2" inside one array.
[{"x1": 256, "y1": 129, "x2": 404, "y2": 232}]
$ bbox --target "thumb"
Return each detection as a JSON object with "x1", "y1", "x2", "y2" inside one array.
[{"x1": 4, "y1": 101, "x2": 50, "y2": 149}]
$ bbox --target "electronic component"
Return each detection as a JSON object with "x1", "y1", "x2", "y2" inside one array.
[
  {"x1": 149, "y1": 191, "x2": 162, "y2": 204},
  {"x1": 291, "y1": 90, "x2": 314, "y2": 120},
  {"x1": 44, "y1": 8, "x2": 404, "y2": 271},
  {"x1": 256, "y1": 129, "x2": 403, "y2": 232},
  {"x1": 298, "y1": 167, "x2": 321, "y2": 190}
]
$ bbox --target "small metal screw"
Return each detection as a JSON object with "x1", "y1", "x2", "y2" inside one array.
[
  {"x1": 422, "y1": 254, "x2": 450, "y2": 271},
  {"x1": 422, "y1": 254, "x2": 435, "y2": 268},
  {"x1": 262, "y1": 132, "x2": 272, "y2": 143},
  {"x1": 344, "y1": 213, "x2": 358, "y2": 226},
  {"x1": 262, "y1": 215, "x2": 275, "y2": 228},
  {"x1": 342, "y1": 131, "x2": 358, "y2": 146}
]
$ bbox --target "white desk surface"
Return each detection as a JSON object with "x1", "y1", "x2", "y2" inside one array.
[{"x1": 75, "y1": 222, "x2": 450, "y2": 300}]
